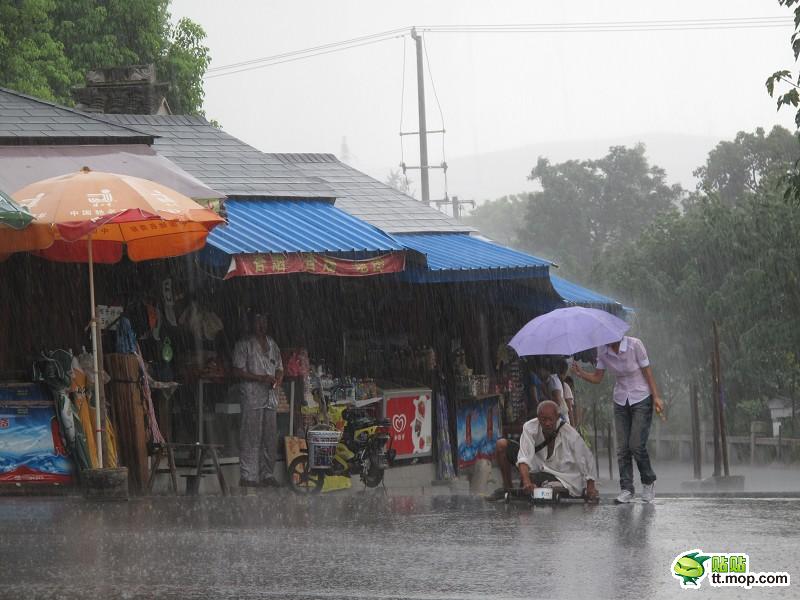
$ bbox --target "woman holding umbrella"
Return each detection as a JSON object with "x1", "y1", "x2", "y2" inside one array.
[{"x1": 571, "y1": 336, "x2": 664, "y2": 504}]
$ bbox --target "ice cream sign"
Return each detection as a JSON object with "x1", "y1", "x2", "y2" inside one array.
[{"x1": 384, "y1": 390, "x2": 433, "y2": 460}]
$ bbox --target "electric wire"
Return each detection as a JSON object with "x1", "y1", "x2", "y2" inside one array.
[
  {"x1": 418, "y1": 16, "x2": 791, "y2": 33},
  {"x1": 205, "y1": 16, "x2": 791, "y2": 79},
  {"x1": 206, "y1": 26, "x2": 409, "y2": 73},
  {"x1": 204, "y1": 32, "x2": 406, "y2": 80}
]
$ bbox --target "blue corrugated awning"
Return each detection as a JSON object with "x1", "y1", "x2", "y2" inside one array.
[
  {"x1": 550, "y1": 274, "x2": 628, "y2": 312},
  {"x1": 394, "y1": 233, "x2": 551, "y2": 282},
  {"x1": 207, "y1": 198, "x2": 404, "y2": 255}
]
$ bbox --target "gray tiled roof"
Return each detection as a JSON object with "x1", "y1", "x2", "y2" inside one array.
[
  {"x1": 272, "y1": 154, "x2": 471, "y2": 234},
  {"x1": 0, "y1": 87, "x2": 152, "y2": 143},
  {"x1": 0, "y1": 88, "x2": 471, "y2": 233},
  {"x1": 99, "y1": 114, "x2": 334, "y2": 199},
  {"x1": 102, "y1": 115, "x2": 471, "y2": 233}
]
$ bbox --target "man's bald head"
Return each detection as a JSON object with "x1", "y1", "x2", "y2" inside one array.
[
  {"x1": 537, "y1": 400, "x2": 559, "y2": 419},
  {"x1": 537, "y1": 400, "x2": 559, "y2": 435}
]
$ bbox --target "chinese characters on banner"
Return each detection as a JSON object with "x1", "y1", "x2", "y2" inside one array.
[{"x1": 226, "y1": 252, "x2": 406, "y2": 279}]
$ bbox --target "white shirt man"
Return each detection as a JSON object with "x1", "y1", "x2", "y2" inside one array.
[{"x1": 516, "y1": 401, "x2": 598, "y2": 499}]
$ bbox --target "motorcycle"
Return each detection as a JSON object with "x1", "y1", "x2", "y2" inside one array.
[{"x1": 288, "y1": 406, "x2": 395, "y2": 494}]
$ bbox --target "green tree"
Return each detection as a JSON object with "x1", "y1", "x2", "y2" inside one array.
[
  {"x1": 692, "y1": 126, "x2": 800, "y2": 206},
  {"x1": 599, "y1": 130, "x2": 800, "y2": 434},
  {"x1": 158, "y1": 17, "x2": 210, "y2": 114},
  {"x1": 766, "y1": 0, "x2": 800, "y2": 127},
  {"x1": 0, "y1": 0, "x2": 210, "y2": 114},
  {"x1": 463, "y1": 194, "x2": 530, "y2": 247},
  {"x1": 519, "y1": 144, "x2": 682, "y2": 281},
  {"x1": 0, "y1": 0, "x2": 77, "y2": 101},
  {"x1": 765, "y1": 0, "x2": 800, "y2": 204}
]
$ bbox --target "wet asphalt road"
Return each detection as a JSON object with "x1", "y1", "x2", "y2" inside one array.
[{"x1": 0, "y1": 491, "x2": 796, "y2": 599}]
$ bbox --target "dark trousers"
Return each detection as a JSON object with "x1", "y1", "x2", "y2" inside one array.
[{"x1": 614, "y1": 396, "x2": 657, "y2": 491}]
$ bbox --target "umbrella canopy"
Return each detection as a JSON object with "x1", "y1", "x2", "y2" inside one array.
[
  {"x1": 509, "y1": 306, "x2": 630, "y2": 357},
  {"x1": 0, "y1": 188, "x2": 33, "y2": 229},
  {"x1": 5, "y1": 167, "x2": 225, "y2": 467},
  {"x1": 8, "y1": 167, "x2": 224, "y2": 262},
  {"x1": 0, "y1": 189, "x2": 55, "y2": 257}
]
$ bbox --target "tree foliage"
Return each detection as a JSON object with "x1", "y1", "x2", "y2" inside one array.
[
  {"x1": 693, "y1": 126, "x2": 800, "y2": 206},
  {"x1": 518, "y1": 144, "x2": 682, "y2": 281},
  {"x1": 765, "y1": 0, "x2": 800, "y2": 204},
  {"x1": 0, "y1": 0, "x2": 76, "y2": 102},
  {"x1": 385, "y1": 169, "x2": 416, "y2": 198},
  {"x1": 596, "y1": 133, "x2": 800, "y2": 433},
  {"x1": 766, "y1": 0, "x2": 800, "y2": 128},
  {"x1": 467, "y1": 130, "x2": 800, "y2": 434},
  {"x1": 463, "y1": 194, "x2": 529, "y2": 246},
  {"x1": 0, "y1": 0, "x2": 210, "y2": 115}
]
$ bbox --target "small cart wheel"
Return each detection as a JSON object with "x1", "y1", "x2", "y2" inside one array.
[{"x1": 288, "y1": 455, "x2": 324, "y2": 495}]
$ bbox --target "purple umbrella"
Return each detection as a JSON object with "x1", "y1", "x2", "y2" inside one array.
[{"x1": 509, "y1": 306, "x2": 630, "y2": 357}]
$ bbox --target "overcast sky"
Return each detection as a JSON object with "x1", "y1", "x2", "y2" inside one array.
[{"x1": 172, "y1": 0, "x2": 797, "y2": 200}]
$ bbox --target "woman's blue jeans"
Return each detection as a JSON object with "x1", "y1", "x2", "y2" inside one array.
[{"x1": 614, "y1": 396, "x2": 657, "y2": 492}]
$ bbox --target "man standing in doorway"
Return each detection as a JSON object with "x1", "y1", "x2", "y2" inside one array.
[
  {"x1": 572, "y1": 336, "x2": 663, "y2": 503},
  {"x1": 232, "y1": 312, "x2": 283, "y2": 488}
]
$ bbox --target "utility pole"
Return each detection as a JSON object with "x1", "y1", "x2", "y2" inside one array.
[
  {"x1": 411, "y1": 27, "x2": 430, "y2": 205},
  {"x1": 432, "y1": 195, "x2": 475, "y2": 219}
]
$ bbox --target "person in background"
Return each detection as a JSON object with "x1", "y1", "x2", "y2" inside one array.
[
  {"x1": 564, "y1": 375, "x2": 579, "y2": 428},
  {"x1": 554, "y1": 359, "x2": 576, "y2": 425},
  {"x1": 231, "y1": 312, "x2": 283, "y2": 488},
  {"x1": 572, "y1": 335, "x2": 663, "y2": 504},
  {"x1": 524, "y1": 357, "x2": 546, "y2": 419},
  {"x1": 541, "y1": 359, "x2": 570, "y2": 424}
]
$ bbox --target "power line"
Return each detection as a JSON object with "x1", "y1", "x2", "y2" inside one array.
[
  {"x1": 206, "y1": 26, "x2": 409, "y2": 73},
  {"x1": 204, "y1": 29, "x2": 408, "y2": 80},
  {"x1": 204, "y1": 16, "x2": 791, "y2": 79},
  {"x1": 204, "y1": 36, "x2": 406, "y2": 80},
  {"x1": 419, "y1": 15, "x2": 791, "y2": 32},
  {"x1": 420, "y1": 23, "x2": 790, "y2": 34}
]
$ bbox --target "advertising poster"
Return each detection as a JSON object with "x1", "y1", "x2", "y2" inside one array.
[
  {"x1": 456, "y1": 396, "x2": 502, "y2": 470},
  {"x1": 384, "y1": 390, "x2": 432, "y2": 460},
  {"x1": 0, "y1": 384, "x2": 75, "y2": 484}
]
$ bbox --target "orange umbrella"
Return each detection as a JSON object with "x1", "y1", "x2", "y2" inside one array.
[
  {"x1": 11, "y1": 167, "x2": 223, "y2": 262},
  {"x1": 9, "y1": 167, "x2": 225, "y2": 466},
  {"x1": 0, "y1": 189, "x2": 53, "y2": 257}
]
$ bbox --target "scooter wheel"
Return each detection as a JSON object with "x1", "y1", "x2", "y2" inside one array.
[
  {"x1": 288, "y1": 455, "x2": 324, "y2": 495},
  {"x1": 364, "y1": 465, "x2": 384, "y2": 488}
]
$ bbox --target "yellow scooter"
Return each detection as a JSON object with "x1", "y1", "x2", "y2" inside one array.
[{"x1": 288, "y1": 406, "x2": 394, "y2": 494}]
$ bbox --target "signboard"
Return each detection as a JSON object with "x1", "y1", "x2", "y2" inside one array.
[
  {"x1": 382, "y1": 389, "x2": 432, "y2": 460},
  {"x1": 456, "y1": 395, "x2": 502, "y2": 470},
  {"x1": 0, "y1": 383, "x2": 75, "y2": 484},
  {"x1": 226, "y1": 252, "x2": 405, "y2": 279}
]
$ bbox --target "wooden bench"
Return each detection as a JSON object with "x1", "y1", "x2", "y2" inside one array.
[{"x1": 147, "y1": 442, "x2": 228, "y2": 496}]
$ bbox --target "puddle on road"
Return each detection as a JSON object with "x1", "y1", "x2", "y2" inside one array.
[{"x1": 0, "y1": 494, "x2": 796, "y2": 599}]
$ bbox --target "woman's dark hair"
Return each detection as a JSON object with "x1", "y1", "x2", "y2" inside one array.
[{"x1": 554, "y1": 358, "x2": 569, "y2": 377}]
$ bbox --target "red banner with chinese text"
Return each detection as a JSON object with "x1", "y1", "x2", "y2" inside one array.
[{"x1": 225, "y1": 252, "x2": 405, "y2": 279}]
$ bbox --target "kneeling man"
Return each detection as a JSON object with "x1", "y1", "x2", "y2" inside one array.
[{"x1": 517, "y1": 400, "x2": 599, "y2": 502}]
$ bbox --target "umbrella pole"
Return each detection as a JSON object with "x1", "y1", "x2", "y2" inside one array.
[{"x1": 89, "y1": 236, "x2": 104, "y2": 468}]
